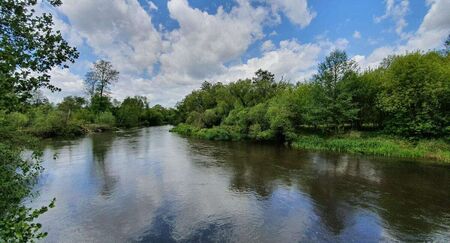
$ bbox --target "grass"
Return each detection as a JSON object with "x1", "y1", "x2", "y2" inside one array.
[
  {"x1": 172, "y1": 124, "x2": 450, "y2": 163},
  {"x1": 291, "y1": 133, "x2": 450, "y2": 163}
]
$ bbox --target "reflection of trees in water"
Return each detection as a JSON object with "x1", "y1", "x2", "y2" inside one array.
[
  {"x1": 186, "y1": 139, "x2": 450, "y2": 240},
  {"x1": 133, "y1": 205, "x2": 234, "y2": 243},
  {"x1": 189, "y1": 141, "x2": 302, "y2": 199},
  {"x1": 91, "y1": 132, "x2": 118, "y2": 197},
  {"x1": 374, "y1": 163, "x2": 450, "y2": 240}
]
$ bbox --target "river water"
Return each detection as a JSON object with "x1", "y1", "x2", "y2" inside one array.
[{"x1": 29, "y1": 126, "x2": 450, "y2": 242}]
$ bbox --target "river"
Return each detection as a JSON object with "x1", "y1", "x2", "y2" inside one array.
[{"x1": 29, "y1": 126, "x2": 450, "y2": 242}]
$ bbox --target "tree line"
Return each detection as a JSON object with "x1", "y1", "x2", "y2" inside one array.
[{"x1": 174, "y1": 48, "x2": 450, "y2": 141}]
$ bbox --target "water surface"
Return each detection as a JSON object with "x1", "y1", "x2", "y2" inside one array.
[{"x1": 30, "y1": 126, "x2": 450, "y2": 242}]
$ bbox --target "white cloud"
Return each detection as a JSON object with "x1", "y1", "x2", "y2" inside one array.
[
  {"x1": 357, "y1": 0, "x2": 450, "y2": 69},
  {"x1": 261, "y1": 40, "x2": 275, "y2": 52},
  {"x1": 266, "y1": 0, "x2": 316, "y2": 28},
  {"x1": 158, "y1": 0, "x2": 267, "y2": 81},
  {"x1": 148, "y1": 1, "x2": 158, "y2": 11},
  {"x1": 58, "y1": 0, "x2": 162, "y2": 76},
  {"x1": 399, "y1": 0, "x2": 450, "y2": 51},
  {"x1": 353, "y1": 31, "x2": 361, "y2": 39},
  {"x1": 43, "y1": 68, "x2": 85, "y2": 103},
  {"x1": 216, "y1": 39, "x2": 321, "y2": 83},
  {"x1": 375, "y1": 0, "x2": 410, "y2": 38}
]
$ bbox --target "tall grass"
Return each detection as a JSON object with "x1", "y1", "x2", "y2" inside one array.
[{"x1": 291, "y1": 134, "x2": 450, "y2": 163}]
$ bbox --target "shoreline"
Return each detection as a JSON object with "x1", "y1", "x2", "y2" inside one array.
[{"x1": 170, "y1": 124, "x2": 450, "y2": 164}]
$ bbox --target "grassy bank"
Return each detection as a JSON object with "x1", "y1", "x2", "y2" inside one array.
[
  {"x1": 291, "y1": 134, "x2": 450, "y2": 163},
  {"x1": 171, "y1": 124, "x2": 450, "y2": 163}
]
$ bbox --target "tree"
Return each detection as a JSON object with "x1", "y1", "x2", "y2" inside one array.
[
  {"x1": 1, "y1": 0, "x2": 77, "y2": 241},
  {"x1": 0, "y1": 0, "x2": 79, "y2": 110},
  {"x1": 377, "y1": 52, "x2": 450, "y2": 137},
  {"x1": 312, "y1": 50, "x2": 359, "y2": 133},
  {"x1": 116, "y1": 96, "x2": 146, "y2": 127},
  {"x1": 58, "y1": 96, "x2": 86, "y2": 124},
  {"x1": 248, "y1": 69, "x2": 278, "y2": 106},
  {"x1": 85, "y1": 60, "x2": 119, "y2": 98}
]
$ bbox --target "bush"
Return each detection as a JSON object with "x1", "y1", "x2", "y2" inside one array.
[
  {"x1": 6, "y1": 112, "x2": 29, "y2": 129},
  {"x1": 94, "y1": 112, "x2": 116, "y2": 127}
]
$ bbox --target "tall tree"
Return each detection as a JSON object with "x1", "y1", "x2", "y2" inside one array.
[
  {"x1": 313, "y1": 50, "x2": 359, "y2": 132},
  {"x1": 85, "y1": 60, "x2": 119, "y2": 98},
  {"x1": 0, "y1": 0, "x2": 77, "y2": 241},
  {"x1": 0, "y1": 0, "x2": 79, "y2": 110}
]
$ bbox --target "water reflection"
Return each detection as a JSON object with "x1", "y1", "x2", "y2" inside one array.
[
  {"x1": 30, "y1": 126, "x2": 450, "y2": 242},
  {"x1": 184, "y1": 139, "x2": 450, "y2": 241},
  {"x1": 91, "y1": 133, "x2": 118, "y2": 197}
]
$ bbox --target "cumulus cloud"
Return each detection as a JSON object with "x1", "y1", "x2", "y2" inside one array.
[
  {"x1": 266, "y1": 0, "x2": 316, "y2": 28},
  {"x1": 215, "y1": 39, "x2": 321, "y2": 83},
  {"x1": 261, "y1": 40, "x2": 276, "y2": 52},
  {"x1": 374, "y1": 0, "x2": 409, "y2": 37},
  {"x1": 375, "y1": 0, "x2": 410, "y2": 38},
  {"x1": 211, "y1": 37, "x2": 351, "y2": 86},
  {"x1": 353, "y1": 31, "x2": 361, "y2": 39},
  {"x1": 43, "y1": 68, "x2": 85, "y2": 103},
  {"x1": 399, "y1": 0, "x2": 450, "y2": 51},
  {"x1": 58, "y1": 0, "x2": 162, "y2": 76},
  {"x1": 158, "y1": 0, "x2": 267, "y2": 81},
  {"x1": 357, "y1": 0, "x2": 450, "y2": 69}
]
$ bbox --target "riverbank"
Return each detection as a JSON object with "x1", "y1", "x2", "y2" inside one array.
[{"x1": 170, "y1": 124, "x2": 450, "y2": 163}]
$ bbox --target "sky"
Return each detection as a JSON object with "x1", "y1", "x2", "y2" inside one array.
[{"x1": 39, "y1": 0, "x2": 450, "y2": 107}]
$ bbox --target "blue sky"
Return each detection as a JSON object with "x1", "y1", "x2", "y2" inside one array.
[{"x1": 41, "y1": 0, "x2": 450, "y2": 106}]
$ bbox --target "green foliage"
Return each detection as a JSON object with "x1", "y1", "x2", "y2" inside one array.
[
  {"x1": 172, "y1": 50, "x2": 450, "y2": 162},
  {"x1": 312, "y1": 50, "x2": 360, "y2": 132},
  {"x1": 116, "y1": 96, "x2": 146, "y2": 127},
  {"x1": 6, "y1": 112, "x2": 29, "y2": 129},
  {"x1": 90, "y1": 95, "x2": 113, "y2": 113},
  {"x1": 377, "y1": 52, "x2": 450, "y2": 138},
  {"x1": 58, "y1": 96, "x2": 86, "y2": 113},
  {"x1": 94, "y1": 112, "x2": 116, "y2": 127},
  {"x1": 0, "y1": 112, "x2": 56, "y2": 242},
  {"x1": 170, "y1": 124, "x2": 243, "y2": 141},
  {"x1": 28, "y1": 107, "x2": 83, "y2": 137},
  {"x1": 0, "y1": 0, "x2": 78, "y2": 110},
  {"x1": 291, "y1": 133, "x2": 450, "y2": 162}
]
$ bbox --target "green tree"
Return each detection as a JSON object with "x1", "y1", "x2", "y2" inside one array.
[
  {"x1": 90, "y1": 95, "x2": 113, "y2": 113},
  {"x1": 117, "y1": 96, "x2": 146, "y2": 127},
  {"x1": 0, "y1": 0, "x2": 78, "y2": 110},
  {"x1": 378, "y1": 52, "x2": 450, "y2": 137},
  {"x1": 312, "y1": 50, "x2": 359, "y2": 133},
  {"x1": 0, "y1": 0, "x2": 78, "y2": 241}
]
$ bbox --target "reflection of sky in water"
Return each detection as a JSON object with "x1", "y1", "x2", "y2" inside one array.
[{"x1": 28, "y1": 126, "x2": 450, "y2": 242}]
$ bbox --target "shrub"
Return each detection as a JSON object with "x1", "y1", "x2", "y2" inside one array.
[
  {"x1": 94, "y1": 112, "x2": 116, "y2": 127},
  {"x1": 6, "y1": 112, "x2": 29, "y2": 129}
]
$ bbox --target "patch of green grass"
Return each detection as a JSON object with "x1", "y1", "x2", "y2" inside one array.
[{"x1": 291, "y1": 134, "x2": 450, "y2": 163}]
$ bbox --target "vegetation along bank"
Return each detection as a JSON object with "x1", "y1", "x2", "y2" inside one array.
[{"x1": 171, "y1": 48, "x2": 450, "y2": 163}]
